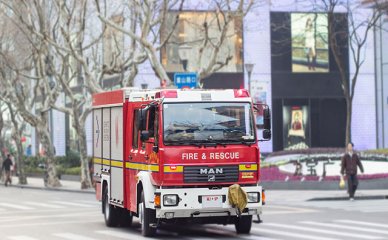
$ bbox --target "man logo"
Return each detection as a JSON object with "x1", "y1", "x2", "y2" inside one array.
[
  {"x1": 200, "y1": 168, "x2": 223, "y2": 175},
  {"x1": 208, "y1": 175, "x2": 215, "y2": 182}
]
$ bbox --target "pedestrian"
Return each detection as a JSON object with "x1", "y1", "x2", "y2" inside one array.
[
  {"x1": 26, "y1": 144, "x2": 32, "y2": 157},
  {"x1": 340, "y1": 142, "x2": 364, "y2": 201},
  {"x1": 2, "y1": 154, "x2": 13, "y2": 186}
]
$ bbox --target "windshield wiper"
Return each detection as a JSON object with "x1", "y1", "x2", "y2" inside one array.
[
  {"x1": 165, "y1": 141, "x2": 202, "y2": 148},
  {"x1": 222, "y1": 139, "x2": 255, "y2": 146}
]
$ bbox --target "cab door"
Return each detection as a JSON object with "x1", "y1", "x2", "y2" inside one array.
[{"x1": 126, "y1": 104, "x2": 142, "y2": 212}]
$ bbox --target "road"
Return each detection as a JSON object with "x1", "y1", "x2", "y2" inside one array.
[{"x1": 0, "y1": 186, "x2": 388, "y2": 240}]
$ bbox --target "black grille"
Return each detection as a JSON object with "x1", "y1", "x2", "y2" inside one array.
[{"x1": 184, "y1": 165, "x2": 239, "y2": 183}]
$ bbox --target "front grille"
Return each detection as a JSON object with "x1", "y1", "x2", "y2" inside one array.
[{"x1": 184, "y1": 165, "x2": 239, "y2": 183}]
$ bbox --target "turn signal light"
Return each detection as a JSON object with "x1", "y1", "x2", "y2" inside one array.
[
  {"x1": 262, "y1": 190, "x2": 266, "y2": 205},
  {"x1": 154, "y1": 193, "x2": 161, "y2": 208}
]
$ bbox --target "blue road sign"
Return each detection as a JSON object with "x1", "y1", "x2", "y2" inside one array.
[{"x1": 174, "y1": 72, "x2": 197, "y2": 89}]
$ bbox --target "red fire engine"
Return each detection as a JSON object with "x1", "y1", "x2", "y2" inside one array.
[{"x1": 93, "y1": 88, "x2": 271, "y2": 236}]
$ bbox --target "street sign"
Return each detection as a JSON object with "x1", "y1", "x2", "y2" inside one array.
[{"x1": 174, "y1": 72, "x2": 197, "y2": 89}]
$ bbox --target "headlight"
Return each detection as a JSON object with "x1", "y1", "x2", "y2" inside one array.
[
  {"x1": 247, "y1": 192, "x2": 260, "y2": 203},
  {"x1": 163, "y1": 194, "x2": 179, "y2": 206}
]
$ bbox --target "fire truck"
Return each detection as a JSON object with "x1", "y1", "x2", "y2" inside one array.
[{"x1": 92, "y1": 88, "x2": 271, "y2": 236}]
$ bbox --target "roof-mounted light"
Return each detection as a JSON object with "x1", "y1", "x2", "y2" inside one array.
[
  {"x1": 155, "y1": 90, "x2": 178, "y2": 98},
  {"x1": 234, "y1": 89, "x2": 250, "y2": 98}
]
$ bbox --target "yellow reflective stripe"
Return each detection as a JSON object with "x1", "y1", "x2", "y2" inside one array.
[
  {"x1": 111, "y1": 160, "x2": 123, "y2": 168},
  {"x1": 239, "y1": 164, "x2": 258, "y2": 171},
  {"x1": 102, "y1": 159, "x2": 110, "y2": 166},
  {"x1": 125, "y1": 162, "x2": 159, "y2": 172},
  {"x1": 93, "y1": 158, "x2": 102, "y2": 164},
  {"x1": 163, "y1": 166, "x2": 184, "y2": 173}
]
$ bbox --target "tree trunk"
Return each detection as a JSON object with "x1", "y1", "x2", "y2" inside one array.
[
  {"x1": 75, "y1": 120, "x2": 92, "y2": 189},
  {"x1": 37, "y1": 126, "x2": 61, "y2": 187},
  {"x1": 12, "y1": 132, "x2": 27, "y2": 185},
  {"x1": 0, "y1": 111, "x2": 5, "y2": 182},
  {"x1": 7, "y1": 102, "x2": 28, "y2": 185},
  {"x1": 345, "y1": 97, "x2": 352, "y2": 146}
]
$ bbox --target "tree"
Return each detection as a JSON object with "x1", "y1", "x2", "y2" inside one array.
[
  {"x1": 0, "y1": 0, "x2": 62, "y2": 187},
  {"x1": 0, "y1": 101, "x2": 7, "y2": 170},
  {"x1": 323, "y1": 0, "x2": 384, "y2": 145},
  {"x1": 6, "y1": 0, "x2": 148, "y2": 188},
  {"x1": 5, "y1": 101, "x2": 28, "y2": 184},
  {"x1": 96, "y1": 0, "x2": 254, "y2": 87},
  {"x1": 46, "y1": 0, "x2": 148, "y2": 188}
]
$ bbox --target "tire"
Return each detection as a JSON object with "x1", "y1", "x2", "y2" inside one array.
[
  {"x1": 235, "y1": 215, "x2": 252, "y2": 234},
  {"x1": 139, "y1": 191, "x2": 156, "y2": 237},
  {"x1": 120, "y1": 209, "x2": 133, "y2": 227},
  {"x1": 103, "y1": 187, "x2": 119, "y2": 227}
]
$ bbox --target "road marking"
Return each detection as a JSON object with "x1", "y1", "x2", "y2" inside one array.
[
  {"x1": 96, "y1": 230, "x2": 148, "y2": 240},
  {"x1": 264, "y1": 223, "x2": 381, "y2": 239},
  {"x1": 0, "y1": 219, "x2": 101, "y2": 228},
  {"x1": 335, "y1": 220, "x2": 388, "y2": 229},
  {"x1": 301, "y1": 221, "x2": 388, "y2": 235},
  {"x1": 50, "y1": 201, "x2": 92, "y2": 208},
  {"x1": 23, "y1": 201, "x2": 65, "y2": 209},
  {"x1": 251, "y1": 228, "x2": 340, "y2": 240},
  {"x1": 53, "y1": 233, "x2": 96, "y2": 240},
  {"x1": 264, "y1": 205, "x2": 318, "y2": 215},
  {"x1": 240, "y1": 236, "x2": 283, "y2": 240},
  {"x1": 0, "y1": 203, "x2": 34, "y2": 210},
  {"x1": 8, "y1": 236, "x2": 39, "y2": 240},
  {"x1": 77, "y1": 200, "x2": 100, "y2": 205}
]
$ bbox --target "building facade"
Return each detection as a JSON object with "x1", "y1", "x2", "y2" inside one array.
[{"x1": 42, "y1": 0, "x2": 379, "y2": 155}]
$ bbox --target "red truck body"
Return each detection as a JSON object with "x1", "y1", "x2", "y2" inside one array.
[{"x1": 93, "y1": 88, "x2": 269, "y2": 236}]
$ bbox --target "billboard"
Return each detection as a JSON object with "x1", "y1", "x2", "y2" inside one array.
[
  {"x1": 291, "y1": 13, "x2": 329, "y2": 73},
  {"x1": 283, "y1": 105, "x2": 309, "y2": 150}
]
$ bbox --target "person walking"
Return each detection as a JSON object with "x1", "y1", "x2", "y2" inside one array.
[
  {"x1": 2, "y1": 154, "x2": 13, "y2": 186},
  {"x1": 340, "y1": 143, "x2": 364, "y2": 200}
]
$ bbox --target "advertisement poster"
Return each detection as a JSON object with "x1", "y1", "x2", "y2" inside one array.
[
  {"x1": 291, "y1": 13, "x2": 329, "y2": 73},
  {"x1": 283, "y1": 105, "x2": 310, "y2": 150},
  {"x1": 251, "y1": 81, "x2": 268, "y2": 126}
]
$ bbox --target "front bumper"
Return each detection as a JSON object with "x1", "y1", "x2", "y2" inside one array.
[{"x1": 155, "y1": 186, "x2": 262, "y2": 219}]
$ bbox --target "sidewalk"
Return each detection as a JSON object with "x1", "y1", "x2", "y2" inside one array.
[
  {"x1": 266, "y1": 189, "x2": 388, "y2": 203},
  {"x1": 3, "y1": 176, "x2": 95, "y2": 194}
]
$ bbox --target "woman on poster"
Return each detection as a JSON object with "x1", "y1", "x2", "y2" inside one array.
[{"x1": 305, "y1": 17, "x2": 317, "y2": 70}]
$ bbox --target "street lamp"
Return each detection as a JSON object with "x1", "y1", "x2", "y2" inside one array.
[{"x1": 245, "y1": 63, "x2": 254, "y2": 94}]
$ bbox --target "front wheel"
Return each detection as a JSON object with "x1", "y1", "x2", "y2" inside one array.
[
  {"x1": 139, "y1": 191, "x2": 156, "y2": 237},
  {"x1": 235, "y1": 215, "x2": 252, "y2": 234},
  {"x1": 103, "y1": 187, "x2": 119, "y2": 227}
]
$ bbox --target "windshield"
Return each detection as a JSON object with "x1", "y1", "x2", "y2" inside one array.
[{"x1": 163, "y1": 102, "x2": 255, "y2": 145}]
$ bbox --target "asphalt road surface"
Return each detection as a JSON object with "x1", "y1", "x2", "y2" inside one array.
[{"x1": 1, "y1": 186, "x2": 388, "y2": 240}]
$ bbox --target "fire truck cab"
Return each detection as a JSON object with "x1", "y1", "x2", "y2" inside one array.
[{"x1": 93, "y1": 88, "x2": 271, "y2": 236}]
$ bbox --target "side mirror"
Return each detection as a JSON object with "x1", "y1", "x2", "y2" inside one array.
[
  {"x1": 140, "y1": 130, "x2": 150, "y2": 142},
  {"x1": 263, "y1": 107, "x2": 271, "y2": 131},
  {"x1": 254, "y1": 104, "x2": 271, "y2": 130},
  {"x1": 262, "y1": 129, "x2": 271, "y2": 140}
]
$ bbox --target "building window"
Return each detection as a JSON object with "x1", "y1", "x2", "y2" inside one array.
[
  {"x1": 103, "y1": 15, "x2": 124, "y2": 70},
  {"x1": 161, "y1": 11, "x2": 243, "y2": 73}
]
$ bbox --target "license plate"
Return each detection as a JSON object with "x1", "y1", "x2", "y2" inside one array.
[{"x1": 202, "y1": 195, "x2": 222, "y2": 208}]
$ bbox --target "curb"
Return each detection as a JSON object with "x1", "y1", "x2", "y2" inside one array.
[
  {"x1": 7, "y1": 183, "x2": 95, "y2": 194},
  {"x1": 308, "y1": 195, "x2": 388, "y2": 201}
]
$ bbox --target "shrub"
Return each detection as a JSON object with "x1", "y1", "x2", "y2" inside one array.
[
  {"x1": 62, "y1": 167, "x2": 81, "y2": 175},
  {"x1": 55, "y1": 150, "x2": 80, "y2": 168}
]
